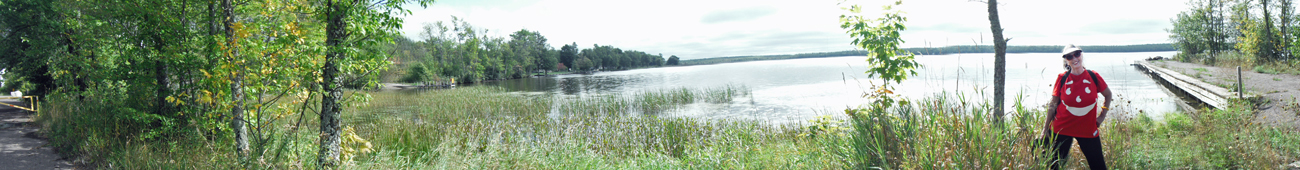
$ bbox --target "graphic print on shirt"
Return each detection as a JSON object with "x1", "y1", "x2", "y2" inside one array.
[{"x1": 1061, "y1": 78, "x2": 1097, "y2": 116}]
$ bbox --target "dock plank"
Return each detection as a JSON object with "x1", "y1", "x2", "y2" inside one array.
[{"x1": 1135, "y1": 61, "x2": 1237, "y2": 109}]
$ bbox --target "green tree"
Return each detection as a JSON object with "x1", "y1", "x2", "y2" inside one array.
[
  {"x1": 667, "y1": 55, "x2": 680, "y2": 65},
  {"x1": 1229, "y1": 0, "x2": 1286, "y2": 63},
  {"x1": 0, "y1": 0, "x2": 66, "y2": 98},
  {"x1": 1256, "y1": 0, "x2": 1281, "y2": 62},
  {"x1": 508, "y1": 29, "x2": 552, "y2": 74},
  {"x1": 560, "y1": 42, "x2": 579, "y2": 70},
  {"x1": 542, "y1": 49, "x2": 560, "y2": 71},
  {"x1": 575, "y1": 56, "x2": 593, "y2": 70},
  {"x1": 219, "y1": 0, "x2": 251, "y2": 157},
  {"x1": 1170, "y1": 3, "x2": 1212, "y2": 58},
  {"x1": 390, "y1": 18, "x2": 667, "y2": 82},
  {"x1": 316, "y1": 0, "x2": 434, "y2": 167},
  {"x1": 1278, "y1": 0, "x2": 1293, "y2": 59},
  {"x1": 840, "y1": 0, "x2": 918, "y2": 89},
  {"x1": 1169, "y1": 0, "x2": 1236, "y2": 63},
  {"x1": 654, "y1": 53, "x2": 665, "y2": 66},
  {"x1": 0, "y1": 0, "x2": 443, "y2": 167},
  {"x1": 385, "y1": 36, "x2": 431, "y2": 82},
  {"x1": 839, "y1": 1, "x2": 917, "y2": 168}
]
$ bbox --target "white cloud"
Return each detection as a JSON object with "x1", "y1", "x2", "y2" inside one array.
[
  {"x1": 400, "y1": 0, "x2": 1189, "y2": 60},
  {"x1": 700, "y1": 6, "x2": 780, "y2": 24}
]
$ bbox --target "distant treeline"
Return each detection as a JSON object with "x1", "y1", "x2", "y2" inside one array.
[
  {"x1": 904, "y1": 43, "x2": 1176, "y2": 55},
  {"x1": 680, "y1": 50, "x2": 872, "y2": 66},
  {"x1": 384, "y1": 17, "x2": 671, "y2": 84},
  {"x1": 680, "y1": 43, "x2": 1175, "y2": 65}
]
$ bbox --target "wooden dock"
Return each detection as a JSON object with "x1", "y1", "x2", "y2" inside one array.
[
  {"x1": 1133, "y1": 61, "x2": 1253, "y2": 110},
  {"x1": 382, "y1": 83, "x2": 455, "y2": 90}
]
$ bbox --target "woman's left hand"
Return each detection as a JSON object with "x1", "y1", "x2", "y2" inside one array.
[{"x1": 1096, "y1": 108, "x2": 1108, "y2": 126}]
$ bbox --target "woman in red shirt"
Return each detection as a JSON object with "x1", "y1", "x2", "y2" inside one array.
[{"x1": 1044, "y1": 44, "x2": 1112, "y2": 169}]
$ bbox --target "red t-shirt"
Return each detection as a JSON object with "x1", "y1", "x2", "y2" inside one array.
[{"x1": 1051, "y1": 70, "x2": 1108, "y2": 138}]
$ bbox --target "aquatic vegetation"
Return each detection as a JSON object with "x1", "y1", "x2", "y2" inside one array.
[{"x1": 559, "y1": 85, "x2": 750, "y2": 116}]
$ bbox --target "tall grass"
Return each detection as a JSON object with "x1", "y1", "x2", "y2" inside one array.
[
  {"x1": 36, "y1": 85, "x2": 1300, "y2": 169},
  {"x1": 818, "y1": 92, "x2": 1300, "y2": 169},
  {"x1": 352, "y1": 87, "x2": 1297, "y2": 169},
  {"x1": 814, "y1": 92, "x2": 1048, "y2": 169},
  {"x1": 1104, "y1": 100, "x2": 1300, "y2": 169},
  {"x1": 560, "y1": 85, "x2": 750, "y2": 116},
  {"x1": 351, "y1": 86, "x2": 820, "y2": 169}
]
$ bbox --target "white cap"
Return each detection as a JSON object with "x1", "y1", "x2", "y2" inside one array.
[{"x1": 1062, "y1": 44, "x2": 1082, "y2": 58}]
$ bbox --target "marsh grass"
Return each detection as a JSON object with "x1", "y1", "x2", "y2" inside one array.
[
  {"x1": 560, "y1": 85, "x2": 750, "y2": 116},
  {"x1": 350, "y1": 86, "x2": 821, "y2": 169},
  {"x1": 37, "y1": 86, "x2": 1300, "y2": 169},
  {"x1": 813, "y1": 92, "x2": 1050, "y2": 169}
]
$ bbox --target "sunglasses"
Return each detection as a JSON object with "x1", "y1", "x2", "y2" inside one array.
[{"x1": 1063, "y1": 52, "x2": 1081, "y2": 60}]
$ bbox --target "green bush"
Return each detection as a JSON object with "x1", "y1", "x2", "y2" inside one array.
[
  {"x1": 400, "y1": 63, "x2": 433, "y2": 84},
  {"x1": 1163, "y1": 112, "x2": 1195, "y2": 133},
  {"x1": 38, "y1": 84, "x2": 190, "y2": 165}
]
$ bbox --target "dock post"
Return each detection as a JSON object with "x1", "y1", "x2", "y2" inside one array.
[{"x1": 1237, "y1": 66, "x2": 1243, "y2": 99}]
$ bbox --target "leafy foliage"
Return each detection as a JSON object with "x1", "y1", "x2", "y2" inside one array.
[
  {"x1": 0, "y1": 0, "x2": 432, "y2": 167},
  {"x1": 839, "y1": 0, "x2": 917, "y2": 114},
  {"x1": 838, "y1": 1, "x2": 922, "y2": 168},
  {"x1": 1169, "y1": 0, "x2": 1300, "y2": 63},
  {"x1": 0, "y1": 0, "x2": 65, "y2": 97},
  {"x1": 560, "y1": 42, "x2": 580, "y2": 69},
  {"x1": 1169, "y1": 0, "x2": 1231, "y2": 59},
  {"x1": 840, "y1": 0, "x2": 917, "y2": 87}
]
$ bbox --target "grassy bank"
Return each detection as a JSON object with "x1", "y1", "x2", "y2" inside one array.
[
  {"x1": 1105, "y1": 102, "x2": 1300, "y2": 168},
  {"x1": 36, "y1": 86, "x2": 1300, "y2": 169},
  {"x1": 1176, "y1": 51, "x2": 1300, "y2": 75}
]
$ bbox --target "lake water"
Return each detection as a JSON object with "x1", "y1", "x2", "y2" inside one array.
[{"x1": 480, "y1": 51, "x2": 1183, "y2": 124}]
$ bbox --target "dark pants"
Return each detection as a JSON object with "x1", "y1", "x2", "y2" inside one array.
[{"x1": 1049, "y1": 133, "x2": 1107, "y2": 170}]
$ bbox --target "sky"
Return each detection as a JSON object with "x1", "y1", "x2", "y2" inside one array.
[{"x1": 400, "y1": 0, "x2": 1190, "y2": 60}]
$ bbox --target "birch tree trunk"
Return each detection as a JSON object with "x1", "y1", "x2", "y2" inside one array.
[
  {"x1": 319, "y1": 0, "x2": 347, "y2": 167},
  {"x1": 221, "y1": 0, "x2": 249, "y2": 158}
]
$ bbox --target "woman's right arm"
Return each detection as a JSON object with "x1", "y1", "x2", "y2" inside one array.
[{"x1": 1043, "y1": 96, "x2": 1059, "y2": 137}]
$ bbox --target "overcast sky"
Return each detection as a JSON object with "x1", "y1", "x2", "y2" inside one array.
[{"x1": 400, "y1": 0, "x2": 1189, "y2": 60}]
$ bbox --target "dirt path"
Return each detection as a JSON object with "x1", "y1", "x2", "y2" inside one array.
[
  {"x1": 0, "y1": 99, "x2": 75, "y2": 170},
  {"x1": 1149, "y1": 60, "x2": 1300, "y2": 130}
]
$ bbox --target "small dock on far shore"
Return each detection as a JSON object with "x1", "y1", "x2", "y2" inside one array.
[
  {"x1": 1133, "y1": 60, "x2": 1260, "y2": 110},
  {"x1": 382, "y1": 83, "x2": 455, "y2": 90}
]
